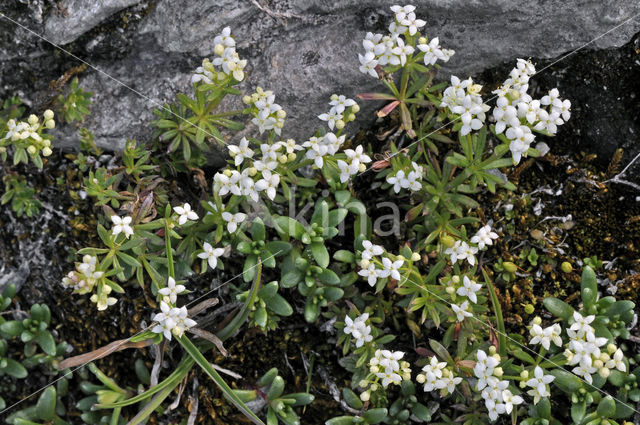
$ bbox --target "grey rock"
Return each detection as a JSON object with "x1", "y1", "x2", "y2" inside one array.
[
  {"x1": 0, "y1": 262, "x2": 30, "y2": 294},
  {"x1": 1, "y1": 0, "x2": 639, "y2": 167},
  {"x1": 44, "y1": 0, "x2": 143, "y2": 45}
]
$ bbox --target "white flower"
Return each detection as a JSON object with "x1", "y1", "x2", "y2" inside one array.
[
  {"x1": 359, "y1": 52, "x2": 378, "y2": 78},
  {"x1": 386, "y1": 170, "x2": 407, "y2": 193},
  {"x1": 456, "y1": 276, "x2": 482, "y2": 303},
  {"x1": 390, "y1": 4, "x2": 415, "y2": 22},
  {"x1": 452, "y1": 301, "x2": 473, "y2": 322},
  {"x1": 255, "y1": 170, "x2": 280, "y2": 200},
  {"x1": 605, "y1": 348, "x2": 626, "y2": 372},
  {"x1": 280, "y1": 138, "x2": 303, "y2": 154},
  {"x1": 337, "y1": 159, "x2": 358, "y2": 183},
  {"x1": 361, "y1": 240, "x2": 384, "y2": 260},
  {"x1": 570, "y1": 311, "x2": 595, "y2": 336},
  {"x1": 197, "y1": 242, "x2": 225, "y2": 269},
  {"x1": 172, "y1": 305, "x2": 197, "y2": 338},
  {"x1": 227, "y1": 137, "x2": 254, "y2": 166},
  {"x1": 474, "y1": 350, "x2": 499, "y2": 390},
  {"x1": 318, "y1": 107, "x2": 343, "y2": 130},
  {"x1": 449, "y1": 241, "x2": 478, "y2": 266},
  {"x1": 391, "y1": 38, "x2": 414, "y2": 66},
  {"x1": 358, "y1": 263, "x2": 379, "y2": 286},
  {"x1": 213, "y1": 27, "x2": 235, "y2": 48},
  {"x1": 526, "y1": 366, "x2": 554, "y2": 404},
  {"x1": 329, "y1": 95, "x2": 357, "y2": 114},
  {"x1": 546, "y1": 323, "x2": 563, "y2": 348},
  {"x1": 343, "y1": 313, "x2": 374, "y2": 348},
  {"x1": 152, "y1": 301, "x2": 177, "y2": 340},
  {"x1": 572, "y1": 363, "x2": 597, "y2": 384},
  {"x1": 111, "y1": 215, "x2": 134, "y2": 239},
  {"x1": 221, "y1": 211, "x2": 247, "y2": 233},
  {"x1": 90, "y1": 291, "x2": 117, "y2": 311},
  {"x1": 379, "y1": 257, "x2": 404, "y2": 281},
  {"x1": 436, "y1": 374, "x2": 462, "y2": 395},
  {"x1": 470, "y1": 225, "x2": 498, "y2": 250},
  {"x1": 400, "y1": 11, "x2": 425, "y2": 36},
  {"x1": 214, "y1": 171, "x2": 242, "y2": 196},
  {"x1": 158, "y1": 277, "x2": 186, "y2": 304},
  {"x1": 417, "y1": 37, "x2": 452, "y2": 66},
  {"x1": 345, "y1": 145, "x2": 372, "y2": 168},
  {"x1": 174, "y1": 203, "x2": 199, "y2": 225},
  {"x1": 529, "y1": 323, "x2": 551, "y2": 350}
]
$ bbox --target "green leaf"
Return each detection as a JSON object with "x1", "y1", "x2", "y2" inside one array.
[
  {"x1": 266, "y1": 294, "x2": 293, "y2": 316},
  {"x1": 571, "y1": 400, "x2": 586, "y2": 424},
  {"x1": 309, "y1": 242, "x2": 329, "y2": 268},
  {"x1": 412, "y1": 403, "x2": 431, "y2": 422},
  {"x1": 342, "y1": 388, "x2": 363, "y2": 410},
  {"x1": 266, "y1": 376, "x2": 285, "y2": 400},
  {"x1": 257, "y1": 368, "x2": 279, "y2": 387},
  {"x1": 511, "y1": 349, "x2": 535, "y2": 364},
  {"x1": 254, "y1": 307, "x2": 268, "y2": 328},
  {"x1": 324, "y1": 417, "x2": 355, "y2": 425},
  {"x1": 429, "y1": 339, "x2": 453, "y2": 364},
  {"x1": 35, "y1": 386, "x2": 56, "y2": 421},
  {"x1": 362, "y1": 408, "x2": 388, "y2": 424},
  {"x1": 543, "y1": 297, "x2": 574, "y2": 320},
  {"x1": 535, "y1": 398, "x2": 551, "y2": 419},
  {"x1": 274, "y1": 216, "x2": 305, "y2": 239},
  {"x1": 324, "y1": 287, "x2": 344, "y2": 302},
  {"x1": 606, "y1": 300, "x2": 635, "y2": 317},
  {"x1": 333, "y1": 250, "x2": 355, "y2": 263},
  {"x1": 581, "y1": 266, "x2": 598, "y2": 309},
  {"x1": 36, "y1": 331, "x2": 57, "y2": 356},
  {"x1": 0, "y1": 320, "x2": 23, "y2": 336},
  {"x1": 4, "y1": 358, "x2": 28, "y2": 378},
  {"x1": 304, "y1": 299, "x2": 320, "y2": 323},
  {"x1": 250, "y1": 217, "x2": 266, "y2": 241},
  {"x1": 281, "y1": 270, "x2": 303, "y2": 288},
  {"x1": 549, "y1": 369, "x2": 582, "y2": 394},
  {"x1": 177, "y1": 335, "x2": 265, "y2": 425},
  {"x1": 328, "y1": 209, "x2": 348, "y2": 227},
  {"x1": 318, "y1": 269, "x2": 340, "y2": 285},
  {"x1": 264, "y1": 241, "x2": 292, "y2": 256},
  {"x1": 597, "y1": 395, "x2": 616, "y2": 418},
  {"x1": 608, "y1": 370, "x2": 625, "y2": 387},
  {"x1": 286, "y1": 393, "x2": 314, "y2": 406}
]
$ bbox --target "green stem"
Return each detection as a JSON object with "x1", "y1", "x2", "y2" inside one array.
[
  {"x1": 481, "y1": 266, "x2": 506, "y2": 357},
  {"x1": 164, "y1": 219, "x2": 175, "y2": 279}
]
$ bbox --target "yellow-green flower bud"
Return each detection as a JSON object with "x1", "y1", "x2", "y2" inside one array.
[
  {"x1": 560, "y1": 262, "x2": 573, "y2": 273},
  {"x1": 248, "y1": 167, "x2": 257, "y2": 177},
  {"x1": 28, "y1": 114, "x2": 38, "y2": 125},
  {"x1": 351, "y1": 104, "x2": 360, "y2": 113},
  {"x1": 503, "y1": 261, "x2": 518, "y2": 273},
  {"x1": 524, "y1": 304, "x2": 535, "y2": 314},
  {"x1": 520, "y1": 370, "x2": 529, "y2": 379},
  {"x1": 359, "y1": 380, "x2": 368, "y2": 388},
  {"x1": 416, "y1": 373, "x2": 426, "y2": 383},
  {"x1": 330, "y1": 94, "x2": 339, "y2": 101},
  {"x1": 278, "y1": 154, "x2": 288, "y2": 164},
  {"x1": 335, "y1": 120, "x2": 345, "y2": 130},
  {"x1": 598, "y1": 367, "x2": 610, "y2": 379},
  {"x1": 445, "y1": 286, "x2": 455, "y2": 295},
  {"x1": 44, "y1": 109, "x2": 54, "y2": 120},
  {"x1": 358, "y1": 163, "x2": 366, "y2": 172},
  {"x1": 277, "y1": 109, "x2": 286, "y2": 119},
  {"x1": 45, "y1": 118, "x2": 55, "y2": 129},
  {"x1": 243, "y1": 95, "x2": 252, "y2": 104},
  {"x1": 27, "y1": 145, "x2": 37, "y2": 155},
  {"x1": 607, "y1": 344, "x2": 617, "y2": 355},
  {"x1": 223, "y1": 169, "x2": 233, "y2": 177},
  {"x1": 287, "y1": 152, "x2": 297, "y2": 162},
  {"x1": 360, "y1": 391, "x2": 370, "y2": 402},
  {"x1": 600, "y1": 353, "x2": 610, "y2": 362},
  {"x1": 347, "y1": 113, "x2": 356, "y2": 122},
  {"x1": 440, "y1": 234, "x2": 455, "y2": 248},
  {"x1": 214, "y1": 43, "x2": 225, "y2": 56},
  {"x1": 370, "y1": 365, "x2": 379, "y2": 374},
  {"x1": 411, "y1": 252, "x2": 421, "y2": 262},
  {"x1": 369, "y1": 383, "x2": 378, "y2": 391},
  {"x1": 493, "y1": 367, "x2": 504, "y2": 377},
  {"x1": 42, "y1": 147, "x2": 52, "y2": 157},
  {"x1": 418, "y1": 37, "x2": 427, "y2": 44},
  {"x1": 360, "y1": 259, "x2": 370, "y2": 268},
  {"x1": 533, "y1": 316, "x2": 542, "y2": 325},
  {"x1": 593, "y1": 360, "x2": 604, "y2": 369}
]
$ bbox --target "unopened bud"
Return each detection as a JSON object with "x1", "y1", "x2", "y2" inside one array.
[
  {"x1": 27, "y1": 145, "x2": 37, "y2": 155},
  {"x1": 416, "y1": 374, "x2": 426, "y2": 383},
  {"x1": 418, "y1": 37, "x2": 427, "y2": 44},
  {"x1": 492, "y1": 354, "x2": 501, "y2": 363},
  {"x1": 411, "y1": 252, "x2": 421, "y2": 262},
  {"x1": 347, "y1": 113, "x2": 356, "y2": 122},
  {"x1": 607, "y1": 344, "x2": 617, "y2": 355},
  {"x1": 42, "y1": 147, "x2": 52, "y2": 157},
  {"x1": 360, "y1": 259, "x2": 370, "y2": 268},
  {"x1": 524, "y1": 304, "x2": 535, "y2": 314},
  {"x1": 560, "y1": 261, "x2": 573, "y2": 273},
  {"x1": 370, "y1": 365, "x2": 379, "y2": 374},
  {"x1": 493, "y1": 367, "x2": 503, "y2": 377},
  {"x1": 440, "y1": 235, "x2": 455, "y2": 248},
  {"x1": 358, "y1": 163, "x2": 366, "y2": 172},
  {"x1": 248, "y1": 167, "x2": 257, "y2": 177},
  {"x1": 287, "y1": 152, "x2": 297, "y2": 162},
  {"x1": 489, "y1": 345, "x2": 497, "y2": 355},
  {"x1": 600, "y1": 353, "x2": 610, "y2": 362},
  {"x1": 360, "y1": 391, "x2": 370, "y2": 402},
  {"x1": 359, "y1": 380, "x2": 368, "y2": 388},
  {"x1": 335, "y1": 120, "x2": 345, "y2": 130},
  {"x1": 503, "y1": 261, "x2": 518, "y2": 273},
  {"x1": 369, "y1": 383, "x2": 378, "y2": 391},
  {"x1": 243, "y1": 95, "x2": 252, "y2": 104},
  {"x1": 28, "y1": 114, "x2": 38, "y2": 125},
  {"x1": 223, "y1": 169, "x2": 233, "y2": 177},
  {"x1": 532, "y1": 316, "x2": 542, "y2": 326},
  {"x1": 598, "y1": 367, "x2": 610, "y2": 379},
  {"x1": 44, "y1": 109, "x2": 54, "y2": 120},
  {"x1": 214, "y1": 43, "x2": 225, "y2": 56},
  {"x1": 520, "y1": 370, "x2": 529, "y2": 379},
  {"x1": 330, "y1": 94, "x2": 339, "y2": 101},
  {"x1": 351, "y1": 104, "x2": 360, "y2": 113},
  {"x1": 277, "y1": 109, "x2": 286, "y2": 119},
  {"x1": 445, "y1": 286, "x2": 455, "y2": 295},
  {"x1": 278, "y1": 154, "x2": 288, "y2": 164},
  {"x1": 594, "y1": 360, "x2": 604, "y2": 369}
]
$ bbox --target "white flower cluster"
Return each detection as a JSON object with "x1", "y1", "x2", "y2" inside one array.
[
  {"x1": 244, "y1": 87, "x2": 286, "y2": 135},
  {"x1": 318, "y1": 94, "x2": 359, "y2": 131},
  {"x1": 303, "y1": 133, "x2": 345, "y2": 169},
  {"x1": 151, "y1": 277, "x2": 195, "y2": 341},
  {"x1": 445, "y1": 224, "x2": 498, "y2": 267},
  {"x1": 358, "y1": 5, "x2": 453, "y2": 78},
  {"x1": 564, "y1": 311, "x2": 625, "y2": 384},
  {"x1": 528, "y1": 319, "x2": 563, "y2": 350},
  {"x1": 491, "y1": 59, "x2": 571, "y2": 164},
  {"x1": 2, "y1": 111, "x2": 55, "y2": 157},
  {"x1": 343, "y1": 313, "x2": 374, "y2": 348},
  {"x1": 357, "y1": 240, "x2": 405, "y2": 287},
  {"x1": 369, "y1": 349, "x2": 412, "y2": 388},
  {"x1": 197, "y1": 242, "x2": 225, "y2": 270},
  {"x1": 416, "y1": 356, "x2": 462, "y2": 396},
  {"x1": 475, "y1": 350, "x2": 524, "y2": 421},
  {"x1": 61, "y1": 255, "x2": 116, "y2": 310},
  {"x1": 386, "y1": 161, "x2": 423, "y2": 193},
  {"x1": 524, "y1": 366, "x2": 555, "y2": 405},
  {"x1": 440, "y1": 76, "x2": 491, "y2": 136},
  {"x1": 192, "y1": 27, "x2": 246, "y2": 83}
]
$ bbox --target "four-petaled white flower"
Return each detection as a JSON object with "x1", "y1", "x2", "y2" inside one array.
[
  {"x1": 197, "y1": 242, "x2": 225, "y2": 269},
  {"x1": 358, "y1": 263, "x2": 379, "y2": 286},
  {"x1": 111, "y1": 215, "x2": 134, "y2": 239},
  {"x1": 379, "y1": 257, "x2": 404, "y2": 281},
  {"x1": 361, "y1": 240, "x2": 384, "y2": 260},
  {"x1": 605, "y1": 348, "x2": 626, "y2": 372},
  {"x1": 470, "y1": 224, "x2": 499, "y2": 250},
  {"x1": 255, "y1": 170, "x2": 280, "y2": 200},
  {"x1": 526, "y1": 366, "x2": 554, "y2": 404},
  {"x1": 329, "y1": 95, "x2": 357, "y2": 114},
  {"x1": 451, "y1": 300, "x2": 473, "y2": 322},
  {"x1": 227, "y1": 137, "x2": 254, "y2": 166},
  {"x1": 174, "y1": 203, "x2": 199, "y2": 225},
  {"x1": 221, "y1": 211, "x2": 247, "y2": 233},
  {"x1": 158, "y1": 276, "x2": 186, "y2": 304},
  {"x1": 456, "y1": 276, "x2": 482, "y2": 303},
  {"x1": 343, "y1": 313, "x2": 374, "y2": 347}
]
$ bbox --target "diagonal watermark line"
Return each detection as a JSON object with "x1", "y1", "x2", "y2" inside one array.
[
  {"x1": 0, "y1": 250, "x2": 280, "y2": 416},
  {"x1": 397, "y1": 272, "x2": 640, "y2": 415},
  {"x1": 354, "y1": 10, "x2": 640, "y2": 179}
]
